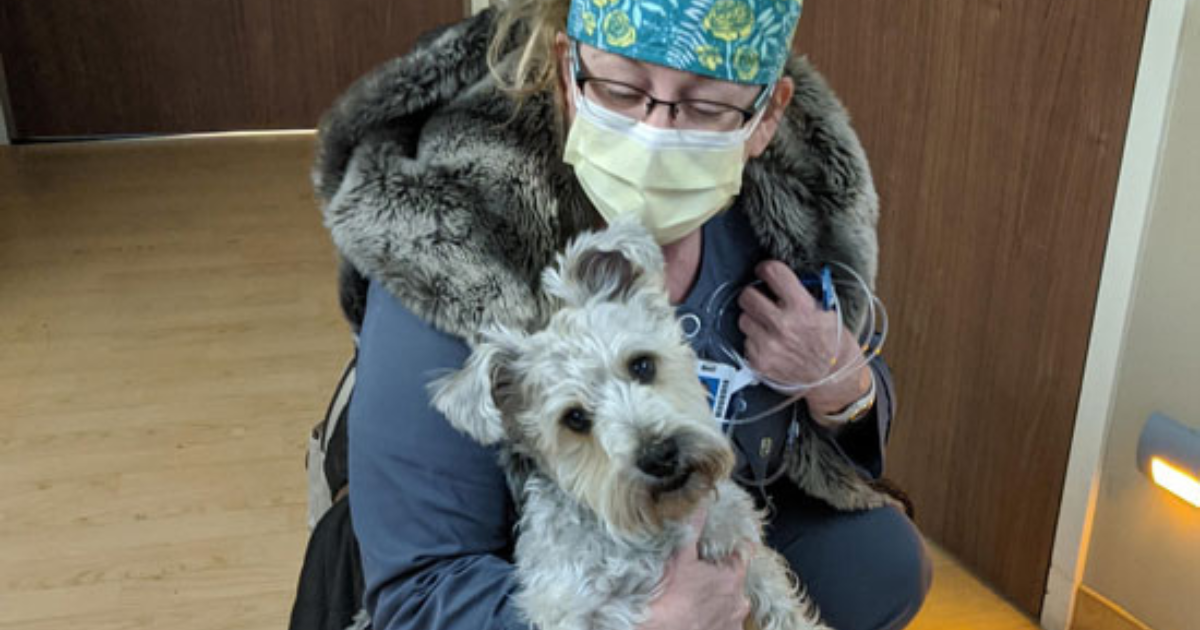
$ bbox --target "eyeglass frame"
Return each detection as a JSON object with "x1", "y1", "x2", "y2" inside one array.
[{"x1": 569, "y1": 40, "x2": 773, "y2": 129}]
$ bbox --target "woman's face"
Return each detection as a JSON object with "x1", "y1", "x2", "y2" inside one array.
[{"x1": 554, "y1": 33, "x2": 794, "y2": 159}]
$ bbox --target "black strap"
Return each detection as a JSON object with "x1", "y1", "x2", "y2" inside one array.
[{"x1": 289, "y1": 498, "x2": 366, "y2": 630}]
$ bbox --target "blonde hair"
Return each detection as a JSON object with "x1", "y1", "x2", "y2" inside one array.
[{"x1": 488, "y1": 0, "x2": 572, "y2": 101}]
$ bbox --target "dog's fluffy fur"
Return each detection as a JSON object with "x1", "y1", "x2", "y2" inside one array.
[
  {"x1": 315, "y1": 9, "x2": 879, "y2": 339},
  {"x1": 315, "y1": 7, "x2": 893, "y2": 517},
  {"x1": 432, "y1": 220, "x2": 833, "y2": 630}
]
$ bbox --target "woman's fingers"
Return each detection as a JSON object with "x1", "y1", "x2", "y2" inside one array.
[
  {"x1": 755, "y1": 260, "x2": 813, "y2": 313},
  {"x1": 737, "y1": 285, "x2": 783, "y2": 330},
  {"x1": 738, "y1": 312, "x2": 770, "y2": 343}
]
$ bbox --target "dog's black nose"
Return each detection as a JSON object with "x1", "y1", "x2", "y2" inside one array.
[{"x1": 637, "y1": 438, "x2": 681, "y2": 479}]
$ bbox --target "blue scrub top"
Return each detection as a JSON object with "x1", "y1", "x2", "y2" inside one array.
[{"x1": 349, "y1": 207, "x2": 893, "y2": 630}]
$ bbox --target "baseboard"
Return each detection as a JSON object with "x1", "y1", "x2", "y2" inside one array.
[{"x1": 1070, "y1": 586, "x2": 1152, "y2": 630}]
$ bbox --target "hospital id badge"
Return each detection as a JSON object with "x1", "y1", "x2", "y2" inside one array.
[{"x1": 697, "y1": 359, "x2": 739, "y2": 422}]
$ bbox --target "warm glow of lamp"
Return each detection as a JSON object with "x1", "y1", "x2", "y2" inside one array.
[
  {"x1": 1150, "y1": 457, "x2": 1200, "y2": 508},
  {"x1": 1137, "y1": 413, "x2": 1200, "y2": 508}
]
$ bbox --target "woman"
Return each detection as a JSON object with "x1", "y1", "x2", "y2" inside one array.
[{"x1": 314, "y1": 1, "x2": 931, "y2": 629}]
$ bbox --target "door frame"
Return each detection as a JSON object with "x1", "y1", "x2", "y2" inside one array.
[{"x1": 1042, "y1": 0, "x2": 1188, "y2": 627}]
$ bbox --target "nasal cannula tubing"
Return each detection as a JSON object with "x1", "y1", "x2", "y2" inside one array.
[{"x1": 710, "y1": 260, "x2": 890, "y2": 426}]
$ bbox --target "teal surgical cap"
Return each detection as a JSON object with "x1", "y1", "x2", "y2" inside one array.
[{"x1": 566, "y1": 0, "x2": 804, "y2": 85}]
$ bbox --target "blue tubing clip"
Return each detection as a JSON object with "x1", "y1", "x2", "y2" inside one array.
[{"x1": 800, "y1": 266, "x2": 836, "y2": 311}]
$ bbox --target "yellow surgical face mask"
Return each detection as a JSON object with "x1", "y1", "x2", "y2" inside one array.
[{"x1": 563, "y1": 86, "x2": 766, "y2": 245}]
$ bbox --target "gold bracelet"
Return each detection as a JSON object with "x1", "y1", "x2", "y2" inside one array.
[{"x1": 811, "y1": 371, "x2": 876, "y2": 425}]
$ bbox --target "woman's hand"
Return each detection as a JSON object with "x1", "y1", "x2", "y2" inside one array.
[
  {"x1": 737, "y1": 260, "x2": 871, "y2": 416},
  {"x1": 639, "y1": 508, "x2": 752, "y2": 630}
]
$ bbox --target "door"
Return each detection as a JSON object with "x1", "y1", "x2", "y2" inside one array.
[
  {"x1": 0, "y1": 0, "x2": 466, "y2": 139},
  {"x1": 796, "y1": 0, "x2": 1150, "y2": 616}
]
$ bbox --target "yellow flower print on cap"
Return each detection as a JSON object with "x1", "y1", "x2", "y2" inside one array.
[
  {"x1": 703, "y1": 0, "x2": 755, "y2": 43},
  {"x1": 603, "y1": 9, "x2": 637, "y2": 48},
  {"x1": 696, "y1": 45, "x2": 723, "y2": 72},
  {"x1": 566, "y1": 0, "x2": 803, "y2": 85},
  {"x1": 733, "y1": 46, "x2": 761, "y2": 82}
]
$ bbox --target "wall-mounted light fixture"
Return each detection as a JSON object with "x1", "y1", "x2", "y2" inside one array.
[{"x1": 1137, "y1": 412, "x2": 1200, "y2": 508}]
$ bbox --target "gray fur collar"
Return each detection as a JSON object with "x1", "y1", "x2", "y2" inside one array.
[{"x1": 315, "y1": 9, "x2": 878, "y2": 339}]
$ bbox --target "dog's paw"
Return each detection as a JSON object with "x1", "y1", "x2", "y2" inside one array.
[
  {"x1": 695, "y1": 483, "x2": 764, "y2": 564},
  {"x1": 696, "y1": 535, "x2": 746, "y2": 565}
]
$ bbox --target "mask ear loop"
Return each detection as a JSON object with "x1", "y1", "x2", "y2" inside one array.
[
  {"x1": 568, "y1": 39, "x2": 590, "y2": 114},
  {"x1": 568, "y1": 38, "x2": 607, "y2": 121},
  {"x1": 750, "y1": 79, "x2": 776, "y2": 112},
  {"x1": 568, "y1": 38, "x2": 582, "y2": 87},
  {"x1": 731, "y1": 82, "x2": 776, "y2": 143}
]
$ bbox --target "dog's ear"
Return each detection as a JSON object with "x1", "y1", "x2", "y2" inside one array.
[
  {"x1": 543, "y1": 217, "x2": 665, "y2": 306},
  {"x1": 428, "y1": 327, "x2": 524, "y2": 446}
]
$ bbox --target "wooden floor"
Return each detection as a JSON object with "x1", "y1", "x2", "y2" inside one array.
[{"x1": 0, "y1": 135, "x2": 1040, "y2": 630}]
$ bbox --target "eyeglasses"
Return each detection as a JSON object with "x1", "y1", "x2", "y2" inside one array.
[{"x1": 571, "y1": 42, "x2": 770, "y2": 133}]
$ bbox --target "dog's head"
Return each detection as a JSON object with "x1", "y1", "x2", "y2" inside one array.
[{"x1": 430, "y1": 219, "x2": 734, "y2": 537}]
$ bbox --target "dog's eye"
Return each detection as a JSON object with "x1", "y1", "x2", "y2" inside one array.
[
  {"x1": 561, "y1": 407, "x2": 592, "y2": 434},
  {"x1": 629, "y1": 355, "x2": 657, "y2": 384}
]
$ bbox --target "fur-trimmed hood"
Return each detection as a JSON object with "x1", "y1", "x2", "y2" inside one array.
[{"x1": 314, "y1": 8, "x2": 878, "y2": 340}]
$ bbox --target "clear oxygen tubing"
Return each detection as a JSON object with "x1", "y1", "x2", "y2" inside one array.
[
  {"x1": 709, "y1": 259, "x2": 890, "y2": 427},
  {"x1": 730, "y1": 409, "x2": 800, "y2": 490}
]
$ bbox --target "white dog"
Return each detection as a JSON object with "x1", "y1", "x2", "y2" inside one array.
[{"x1": 431, "y1": 220, "x2": 834, "y2": 630}]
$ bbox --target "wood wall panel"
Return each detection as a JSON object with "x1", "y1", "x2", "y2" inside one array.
[
  {"x1": 795, "y1": 0, "x2": 1150, "y2": 615},
  {"x1": 0, "y1": 0, "x2": 1154, "y2": 618},
  {"x1": 0, "y1": 0, "x2": 466, "y2": 138}
]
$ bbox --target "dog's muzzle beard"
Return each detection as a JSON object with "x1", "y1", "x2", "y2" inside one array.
[{"x1": 602, "y1": 430, "x2": 736, "y2": 537}]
